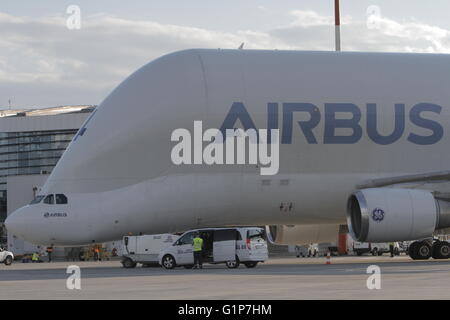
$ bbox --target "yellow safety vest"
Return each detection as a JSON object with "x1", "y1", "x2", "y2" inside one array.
[
  {"x1": 193, "y1": 237, "x2": 203, "y2": 251},
  {"x1": 32, "y1": 253, "x2": 39, "y2": 261}
]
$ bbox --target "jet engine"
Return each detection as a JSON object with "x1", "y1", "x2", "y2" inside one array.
[
  {"x1": 347, "y1": 188, "x2": 450, "y2": 242},
  {"x1": 265, "y1": 224, "x2": 340, "y2": 245}
]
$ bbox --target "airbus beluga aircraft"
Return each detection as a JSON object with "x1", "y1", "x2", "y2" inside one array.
[{"x1": 6, "y1": 49, "x2": 450, "y2": 260}]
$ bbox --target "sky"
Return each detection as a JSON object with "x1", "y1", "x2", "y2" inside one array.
[{"x1": 2, "y1": 0, "x2": 450, "y2": 109}]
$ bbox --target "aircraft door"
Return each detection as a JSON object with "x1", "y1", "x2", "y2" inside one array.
[{"x1": 213, "y1": 229, "x2": 236, "y2": 262}]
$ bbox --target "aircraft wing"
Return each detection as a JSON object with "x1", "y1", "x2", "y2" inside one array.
[{"x1": 357, "y1": 170, "x2": 450, "y2": 200}]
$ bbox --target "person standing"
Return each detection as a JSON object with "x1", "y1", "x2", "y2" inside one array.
[
  {"x1": 389, "y1": 242, "x2": 395, "y2": 257},
  {"x1": 192, "y1": 232, "x2": 204, "y2": 269},
  {"x1": 46, "y1": 246, "x2": 53, "y2": 262},
  {"x1": 94, "y1": 246, "x2": 100, "y2": 261},
  {"x1": 31, "y1": 252, "x2": 40, "y2": 263}
]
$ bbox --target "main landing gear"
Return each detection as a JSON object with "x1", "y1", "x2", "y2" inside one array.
[{"x1": 408, "y1": 240, "x2": 450, "y2": 260}]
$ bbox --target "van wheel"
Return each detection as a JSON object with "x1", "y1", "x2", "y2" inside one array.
[
  {"x1": 244, "y1": 262, "x2": 258, "y2": 268},
  {"x1": 372, "y1": 248, "x2": 378, "y2": 256},
  {"x1": 4, "y1": 256, "x2": 13, "y2": 266},
  {"x1": 162, "y1": 255, "x2": 176, "y2": 269},
  {"x1": 226, "y1": 256, "x2": 240, "y2": 269},
  {"x1": 121, "y1": 258, "x2": 136, "y2": 269}
]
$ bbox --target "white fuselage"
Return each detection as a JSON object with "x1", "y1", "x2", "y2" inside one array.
[{"x1": 6, "y1": 49, "x2": 450, "y2": 245}]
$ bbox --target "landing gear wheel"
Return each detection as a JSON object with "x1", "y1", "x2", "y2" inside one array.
[
  {"x1": 121, "y1": 258, "x2": 137, "y2": 268},
  {"x1": 244, "y1": 262, "x2": 258, "y2": 268},
  {"x1": 4, "y1": 255, "x2": 12, "y2": 266},
  {"x1": 415, "y1": 241, "x2": 432, "y2": 260},
  {"x1": 408, "y1": 242, "x2": 418, "y2": 260},
  {"x1": 432, "y1": 241, "x2": 450, "y2": 259},
  {"x1": 226, "y1": 256, "x2": 240, "y2": 269},
  {"x1": 162, "y1": 255, "x2": 176, "y2": 269}
]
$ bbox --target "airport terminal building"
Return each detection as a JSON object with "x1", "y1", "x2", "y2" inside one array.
[{"x1": 0, "y1": 106, "x2": 94, "y2": 247}]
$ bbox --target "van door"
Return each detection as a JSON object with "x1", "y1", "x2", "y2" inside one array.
[
  {"x1": 124, "y1": 236, "x2": 137, "y2": 255},
  {"x1": 173, "y1": 232, "x2": 195, "y2": 265},
  {"x1": 213, "y1": 229, "x2": 236, "y2": 262}
]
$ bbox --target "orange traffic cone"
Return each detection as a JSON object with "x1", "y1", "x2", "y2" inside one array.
[{"x1": 326, "y1": 251, "x2": 331, "y2": 265}]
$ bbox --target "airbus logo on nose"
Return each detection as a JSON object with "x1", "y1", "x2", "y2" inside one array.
[{"x1": 43, "y1": 212, "x2": 68, "y2": 218}]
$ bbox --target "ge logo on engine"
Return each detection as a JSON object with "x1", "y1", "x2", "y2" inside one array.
[{"x1": 371, "y1": 208, "x2": 385, "y2": 222}]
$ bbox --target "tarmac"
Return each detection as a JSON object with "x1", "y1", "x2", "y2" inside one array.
[{"x1": 1, "y1": 255, "x2": 450, "y2": 299}]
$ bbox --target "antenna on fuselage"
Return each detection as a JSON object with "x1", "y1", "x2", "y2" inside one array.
[{"x1": 334, "y1": 0, "x2": 341, "y2": 51}]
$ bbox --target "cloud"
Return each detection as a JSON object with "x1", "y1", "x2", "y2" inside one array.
[{"x1": 1, "y1": 9, "x2": 450, "y2": 108}]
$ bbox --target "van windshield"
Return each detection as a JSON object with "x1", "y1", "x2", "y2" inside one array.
[{"x1": 176, "y1": 232, "x2": 195, "y2": 245}]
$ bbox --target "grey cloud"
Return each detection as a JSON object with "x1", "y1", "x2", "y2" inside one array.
[{"x1": 1, "y1": 10, "x2": 450, "y2": 108}]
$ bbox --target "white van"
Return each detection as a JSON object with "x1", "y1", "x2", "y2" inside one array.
[
  {"x1": 158, "y1": 227, "x2": 268, "y2": 269},
  {"x1": 122, "y1": 234, "x2": 180, "y2": 268},
  {"x1": 370, "y1": 242, "x2": 400, "y2": 256},
  {"x1": 0, "y1": 247, "x2": 14, "y2": 265}
]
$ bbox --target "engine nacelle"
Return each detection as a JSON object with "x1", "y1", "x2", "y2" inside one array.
[
  {"x1": 265, "y1": 224, "x2": 339, "y2": 245},
  {"x1": 347, "y1": 188, "x2": 450, "y2": 242}
]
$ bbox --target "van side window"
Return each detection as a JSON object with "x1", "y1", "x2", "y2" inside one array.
[
  {"x1": 56, "y1": 194, "x2": 68, "y2": 204},
  {"x1": 43, "y1": 194, "x2": 54, "y2": 205},
  {"x1": 214, "y1": 229, "x2": 236, "y2": 241}
]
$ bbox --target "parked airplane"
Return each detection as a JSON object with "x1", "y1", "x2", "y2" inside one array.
[{"x1": 6, "y1": 49, "x2": 450, "y2": 260}]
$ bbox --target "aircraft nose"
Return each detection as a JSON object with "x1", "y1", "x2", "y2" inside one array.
[{"x1": 5, "y1": 208, "x2": 28, "y2": 237}]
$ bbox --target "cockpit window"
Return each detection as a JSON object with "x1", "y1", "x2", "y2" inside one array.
[
  {"x1": 56, "y1": 194, "x2": 68, "y2": 204},
  {"x1": 43, "y1": 194, "x2": 54, "y2": 205},
  {"x1": 30, "y1": 195, "x2": 45, "y2": 205}
]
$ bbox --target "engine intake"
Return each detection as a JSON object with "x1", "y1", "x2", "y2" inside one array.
[{"x1": 347, "y1": 188, "x2": 450, "y2": 242}]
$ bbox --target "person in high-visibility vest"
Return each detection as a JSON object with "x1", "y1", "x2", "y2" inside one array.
[
  {"x1": 31, "y1": 252, "x2": 40, "y2": 263},
  {"x1": 192, "y1": 233, "x2": 204, "y2": 269}
]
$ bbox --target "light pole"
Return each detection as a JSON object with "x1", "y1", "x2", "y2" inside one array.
[{"x1": 335, "y1": 0, "x2": 341, "y2": 51}]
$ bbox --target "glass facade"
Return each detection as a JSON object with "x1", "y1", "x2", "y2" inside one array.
[{"x1": 0, "y1": 130, "x2": 77, "y2": 222}]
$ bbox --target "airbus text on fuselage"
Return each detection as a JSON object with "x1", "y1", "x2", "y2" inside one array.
[{"x1": 221, "y1": 102, "x2": 443, "y2": 145}]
